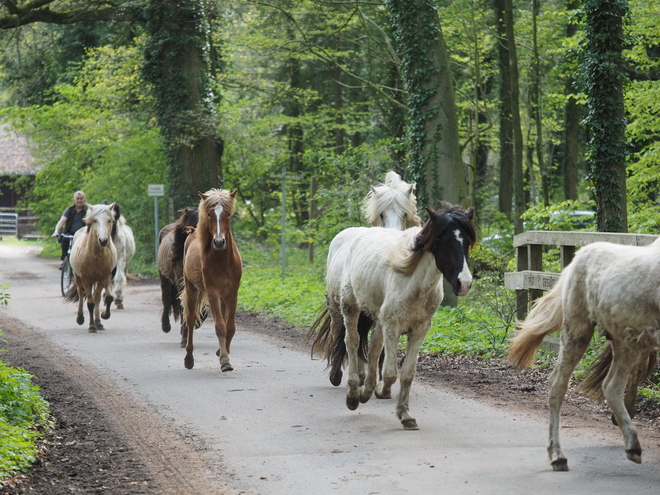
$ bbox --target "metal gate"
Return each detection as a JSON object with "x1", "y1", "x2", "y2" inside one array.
[{"x1": 0, "y1": 212, "x2": 18, "y2": 237}]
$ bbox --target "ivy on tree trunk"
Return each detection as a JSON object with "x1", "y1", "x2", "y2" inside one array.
[{"x1": 581, "y1": 0, "x2": 629, "y2": 232}]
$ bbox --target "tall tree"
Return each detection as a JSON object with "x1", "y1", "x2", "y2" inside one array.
[
  {"x1": 142, "y1": 0, "x2": 223, "y2": 210},
  {"x1": 563, "y1": 0, "x2": 581, "y2": 201},
  {"x1": 386, "y1": 0, "x2": 466, "y2": 209},
  {"x1": 581, "y1": 0, "x2": 629, "y2": 232}
]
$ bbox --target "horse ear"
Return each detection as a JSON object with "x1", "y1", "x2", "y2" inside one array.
[
  {"x1": 230, "y1": 189, "x2": 238, "y2": 198},
  {"x1": 407, "y1": 184, "x2": 415, "y2": 196},
  {"x1": 466, "y1": 207, "x2": 475, "y2": 220},
  {"x1": 424, "y1": 206, "x2": 436, "y2": 218},
  {"x1": 198, "y1": 191, "x2": 207, "y2": 200}
]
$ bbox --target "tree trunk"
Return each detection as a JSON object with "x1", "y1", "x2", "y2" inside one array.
[
  {"x1": 143, "y1": 0, "x2": 223, "y2": 211},
  {"x1": 494, "y1": 0, "x2": 514, "y2": 218},
  {"x1": 387, "y1": 0, "x2": 466, "y2": 209},
  {"x1": 502, "y1": 0, "x2": 525, "y2": 233},
  {"x1": 563, "y1": 0, "x2": 580, "y2": 201},
  {"x1": 582, "y1": 0, "x2": 628, "y2": 232}
]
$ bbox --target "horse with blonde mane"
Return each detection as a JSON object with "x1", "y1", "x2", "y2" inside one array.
[
  {"x1": 507, "y1": 238, "x2": 660, "y2": 471},
  {"x1": 110, "y1": 204, "x2": 135, "y2": 309},
  {"x1": 65, "y1": 203, "x2": 118, "y2": 332},
  {"x1": 181, "y1": 189, "x2": 242, "y2": 371}
]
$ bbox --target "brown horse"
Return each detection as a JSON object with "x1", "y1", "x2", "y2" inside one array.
[
  {"x1": 65, "y1": 203, "x2": 118, "y2": 332},
  {"x1": 157, "y1": 207, "x2": 199, "y2": 345},
  {"x1": 181, "y1": 189, "x2": 242, "y2": 371}
]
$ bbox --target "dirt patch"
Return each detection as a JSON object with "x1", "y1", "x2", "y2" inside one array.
[{"x1": 2, "y1": 306, "x2": 660, "y2": 493}]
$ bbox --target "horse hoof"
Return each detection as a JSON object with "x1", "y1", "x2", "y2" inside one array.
[
  {"x1": 329, "y1": 370, "x2": 342, "y2": 387},
  {"x1": 401, "y1": 419, "x2": 419, "y2": 430},
  {"x1": 77, "y1": 316, "x2": 85, "y2": 325},
  {"x1": 551, "y1": 459, "x2": 569, "y2": 471},
  {"x1": 95, "y1": 322, "x2": 104, "y2": 331},
  {"x1": 115, "y1": 300, "x2": 124, "y2": 310},
  {"x1": 162, "y1": 322, "x2": 171, "y2": 333},
  {"x1": 180, "y1": 341, "x2": 186, "y2": 348},
  {"x1": 221, "y1": 363, "x2": 234, "y2": 372},
  {"x1": 346, "y1": 396, "x2": 359, "y2": 411},
  {"x1": 375, "y1": 389, "x2": 392, "y2": 400},
  {"x1": 184, "y1": 355, "x2": 194, "y2": 369},
  {"x1": 88, "y1": 326, "x2": 97, "y2": 333},
  {"x1": 626, "y1": 449, "x2": 642, "y2": 464},
  {"x1": 101, "y1": 311, "x2": 111, "y2": 320}
]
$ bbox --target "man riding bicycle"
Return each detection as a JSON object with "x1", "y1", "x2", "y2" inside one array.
[{"x1": 51, "y1": 190, "x2": 88, "y2": 267}]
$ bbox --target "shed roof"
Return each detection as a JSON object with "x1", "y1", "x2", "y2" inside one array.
[{"x1": 0, "y1": 123, "x2": 40, "y2": 176}]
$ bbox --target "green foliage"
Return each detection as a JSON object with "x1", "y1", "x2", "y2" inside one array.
[
  {"x1": 0, "y1": 360, "x2": 52, "y2": 479},
  {"x1": 2, "y1": 41, "x2": 168, "y2": 267}
]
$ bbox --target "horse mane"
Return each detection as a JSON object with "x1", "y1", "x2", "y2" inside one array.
[
  {"x1": 362, "y1": 171, "x2": 421, "y2": 229},
  {"x1": 171, "y1": 207, "x2": 199, "y2": 263},
  {"x1": 196, "y1": 189, "x2": 236, "y2": 252},
  {"x1": 388, "y1": 203, "x2": 476, "y2": 276}
]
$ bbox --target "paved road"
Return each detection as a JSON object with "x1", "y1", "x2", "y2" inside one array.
[{"x1": 2, "y1": 243, "x2": 660, "y2": 494}]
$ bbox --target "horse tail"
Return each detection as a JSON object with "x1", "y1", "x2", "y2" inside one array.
[
  {"x1": 305, "y1": 302, "x2": 370, "y2": 386},
  {"x1": 63, "y1": 284, "x2": 79, "y2": 303},
  {"x1": 578, "y1": 345, "x2": 658, "y2": 403},
  {"x1": 180, "y1": 286, "x2": 208, "y2": 331},
  {"x1": 507, "y1": 276, "x2": 565, "y2": 369},
  {"x1": 171, "y1": 281, "x2": 182, "y2": 322}
]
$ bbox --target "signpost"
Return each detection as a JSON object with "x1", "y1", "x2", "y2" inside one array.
[{"x1": 148, "y1": 184, "x2": 164, "y2": 261}]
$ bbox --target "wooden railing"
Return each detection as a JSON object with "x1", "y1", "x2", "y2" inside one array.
[{"x1": 504, "y1": 231, "x2": 658, "y2": 320}]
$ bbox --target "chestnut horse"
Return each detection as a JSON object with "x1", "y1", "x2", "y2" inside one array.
[
  {"x1": 181, "y1": 189, "x2": 242, "y2": 371},
  {"x1": 65, "y1": 203, "x2": 118, "y2": 332},
  {"x1": 157, "y1": 207, "x2": 199, "y2": 345}
]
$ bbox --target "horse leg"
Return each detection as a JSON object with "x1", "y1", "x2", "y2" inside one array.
[
  {"x1": 359, "y1": 322, "x2": 383, "y2": 404},
  {"x1": 183, "y1": 287, "x2": 199, "y2": 369},
  {"x1": 75, "y1": 277, "x2": 86, "y2": 326},
  {"x1": 114, "y1": 256, "x2": 126, "y2": 309},
  {"x1": 375, "y1": 323, "x2": 398, "y2": 401},
  {"x1": 101, "y1": 279, "x2": 114, "y2": 321},
  {"x1": 159, "y1": 276, "x2": 173, "y2": 333},
  {"x1": 395, "y1": 325, "x2": 429, "y2": 430},
  {"x1": 342, "y1": 304, "x2": 361, "y2": 411},
  {"x1": 211, "y1": 294, "x2": 234, "y2": 372},
  {"x1": 603, "y1": 341, "x2": 642, "y2": 464},
  {"x1": 92, "y1": 284, "x2": 105, "y2": 330},
  {"x1": 547, "y1": 320, "x2": 593, "y2": 471}
]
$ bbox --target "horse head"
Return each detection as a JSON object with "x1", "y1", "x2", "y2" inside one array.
[
  {"x1": 362, "y1": 172, "x2": 420, "y2": 230},
  {"x1": 85, "y1": 203, "x2": 117, "y2": 248},
  {"x1": 418, "y1": 204, "x2": 475, "y2": 297},
  {"x1": 198, "y1": 189, "x2": 237, "y2": 251}
]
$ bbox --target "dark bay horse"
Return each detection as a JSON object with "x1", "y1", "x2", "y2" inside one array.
[
  {"x1": 157, "y1": 207, "x2": 199, "y2": 345},
  {"x1": 181, "y1": 190, "x2": 242, "y2": 371}
]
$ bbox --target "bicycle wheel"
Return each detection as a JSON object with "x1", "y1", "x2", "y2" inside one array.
[{"x1": 61, "y1": 257, "x2": 73, "y2": 297}]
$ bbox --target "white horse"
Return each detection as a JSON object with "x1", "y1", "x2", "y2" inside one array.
[
  {"x1": 65, "y1": 203, "x2": 118, "y2": 332},
  {"x1": 507, "y1": 238, "x2": 660, "y2": 471},
  {"x1": 308, "y1": 171, "x2": 420, "y2": 386},
  {"x1": 111, "y1": 205, "x2": 135, "y2": 309},
  {"x1": 362, "y1": 171, "x2": 421, "y2": 230},
  {"x1": 326, "y1": 204, "x2": 475, "y2": 429}
]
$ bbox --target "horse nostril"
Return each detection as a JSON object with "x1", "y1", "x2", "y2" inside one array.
[{"x1": 213, "y1": 238, "x2": 226, "y2": 250}]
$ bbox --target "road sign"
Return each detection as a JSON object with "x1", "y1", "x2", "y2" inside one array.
[{"x1": 147, "y1": 184, "x2": 164, "y2": 197}]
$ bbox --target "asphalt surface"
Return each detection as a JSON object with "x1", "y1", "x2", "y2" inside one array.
[{"x1": 2, "y1": 243, "x2": 660, "y2": 494}]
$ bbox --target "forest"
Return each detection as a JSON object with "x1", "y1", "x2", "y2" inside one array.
[{"x1": 0, "y1": 0, "x2": 659, "y2": 269}]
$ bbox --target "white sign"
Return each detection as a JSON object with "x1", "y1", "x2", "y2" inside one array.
[{"x1": 147, "y1": 184, "x2": 164, "y2": 197}]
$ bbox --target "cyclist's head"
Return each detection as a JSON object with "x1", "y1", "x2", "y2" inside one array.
[{"x1": 73, "y1": 191, "x2": 86, "y2": 203}]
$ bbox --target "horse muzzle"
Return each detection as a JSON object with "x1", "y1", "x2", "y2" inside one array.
[
  {"x1": 212, "y1": 237, "x2": 227, "y2": 250},
  {"x1": 457, "y1": 280, "x2": 472, "y2": 297},
  {"x1": 98, "y1": 237, "x2": 109, "y2": 247}
]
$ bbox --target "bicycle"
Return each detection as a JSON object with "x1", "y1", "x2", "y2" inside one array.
[{"x1": 59, "y1": 233, "x2": 75, "y2": 297}]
